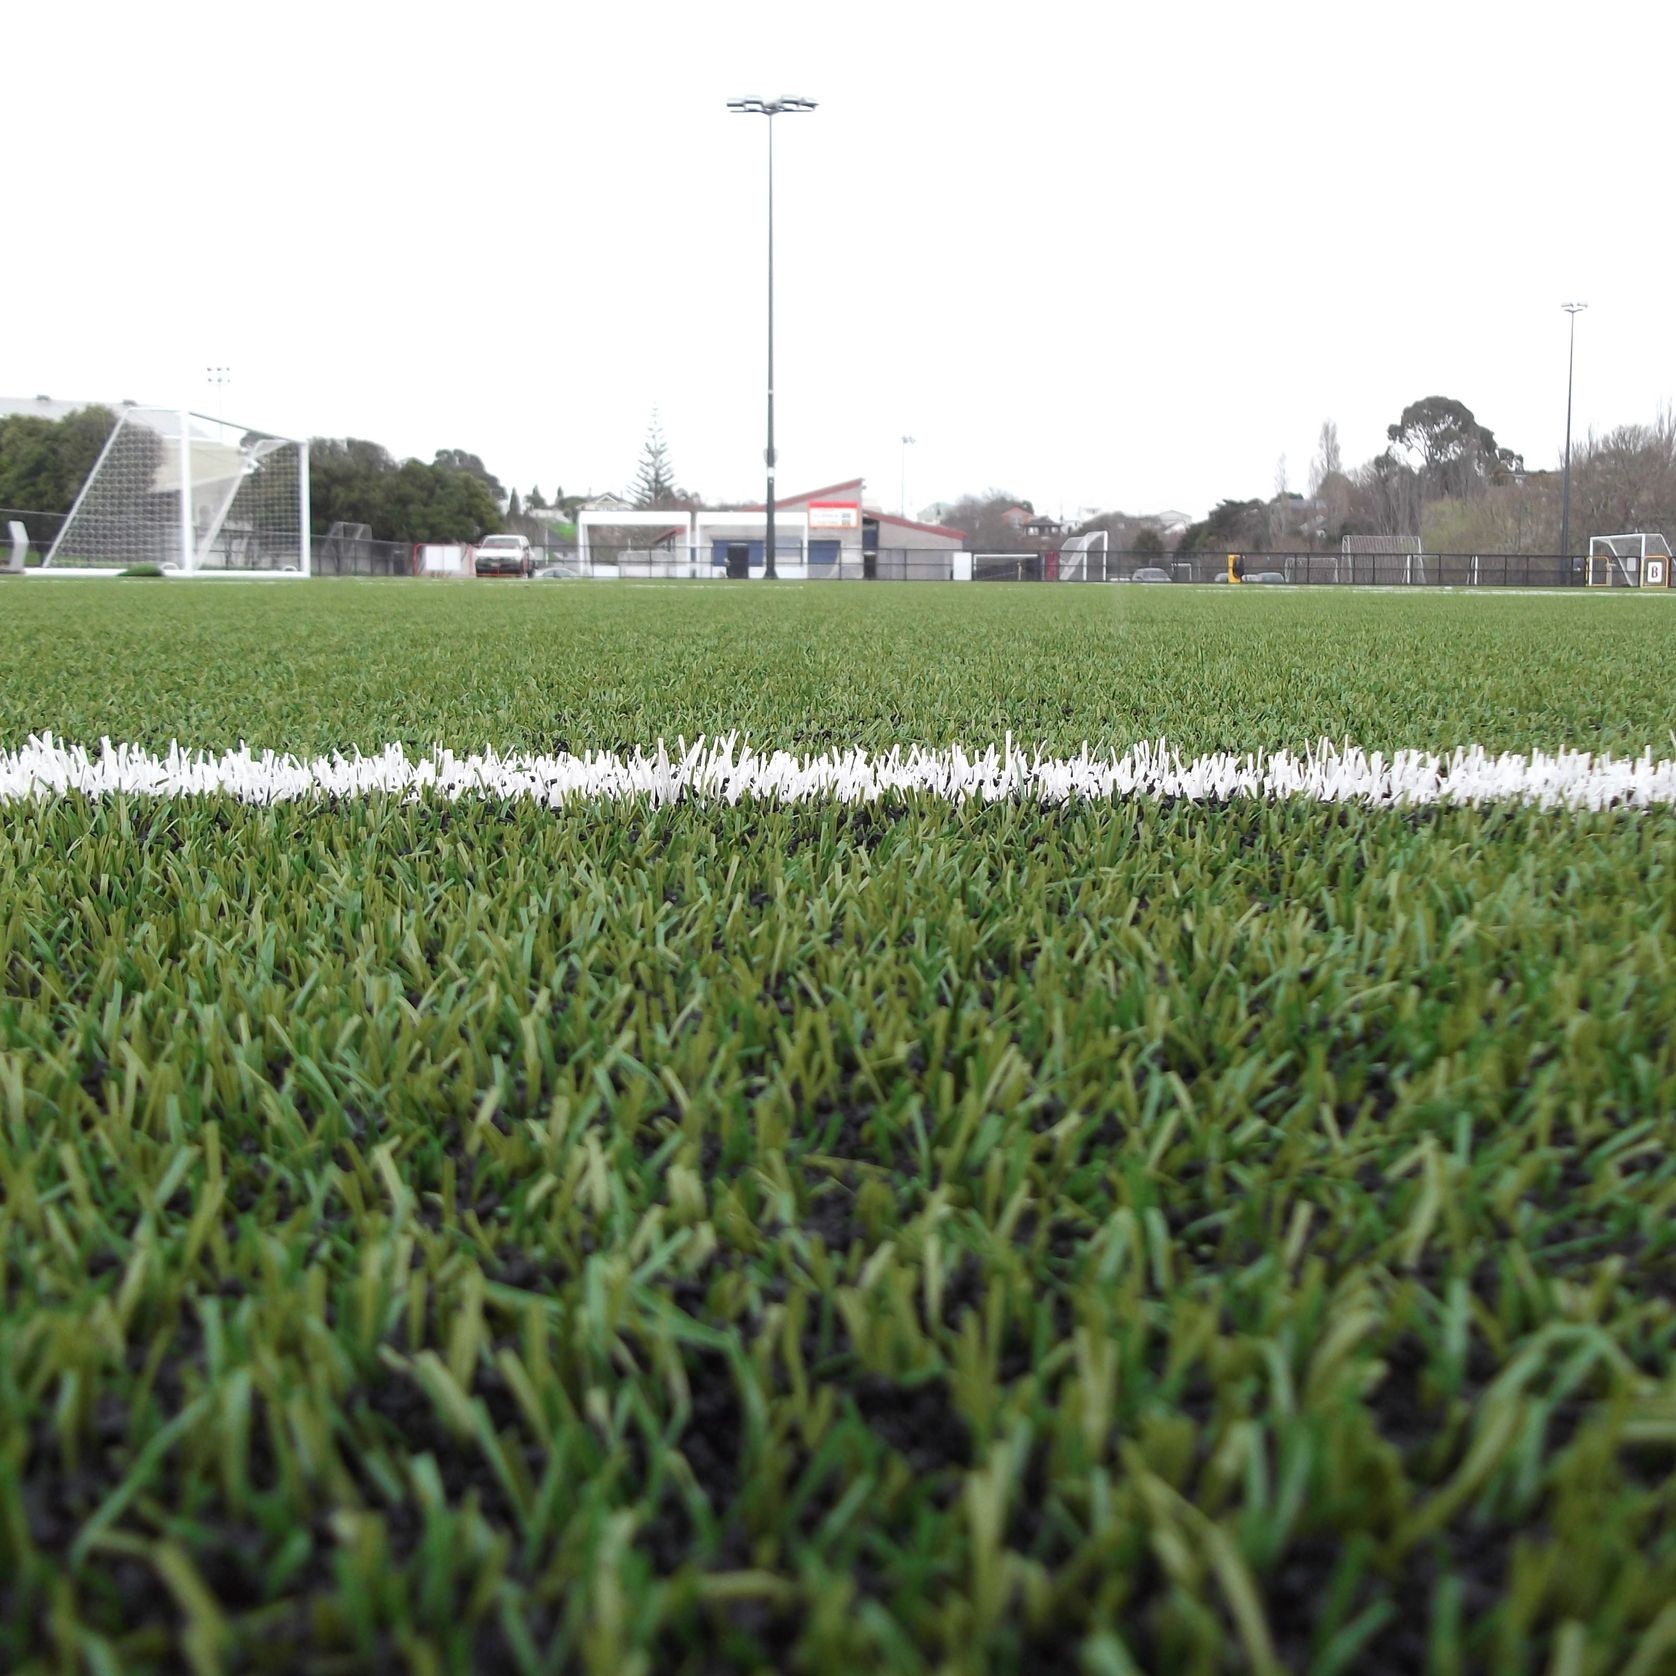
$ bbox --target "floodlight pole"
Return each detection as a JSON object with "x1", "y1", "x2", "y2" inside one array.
[
  {"x1": 729, "y1": 96, "x2": 816, "y2": 579},
  {"x1": 179, "y1": 408, "x2": 195, "y2": 572},
  {"x1": 205, "y1": 368, "x2": 235, "y2": 568},
  {"x1": 767, "y1": 112, "x2": 776, "y2": 577},
  {"x1": 900, "y1": 435, "x2": 915, "y2": 518},
  {"x1": 206, "y1": 367, "x2": 230, "y2": 444},
  {"x1": 1559, "y1": 303, "x2": 1586, "y2": 567}
]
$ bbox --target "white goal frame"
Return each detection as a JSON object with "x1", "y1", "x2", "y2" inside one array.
[
  {"x1": 1057, "y1": 530, "x2": 1108, "y2": 581},
  {"x1": 1340, "y1": 533, "x2": 1424, "y2": 585},
  {"x1": 43, "y1": 408, "x2": 309, "y2": 576},
  {"x1": 576, "y1": 509, "x2": 694, "y2": 572},
  {"x1": 1587, "y1": 532, "x2": 1670, "y2": 588}
]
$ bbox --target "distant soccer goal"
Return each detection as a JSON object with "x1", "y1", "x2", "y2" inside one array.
[
  {"x1": 1056, "y1": 530, "x2": 1108, "y2": 582},
  {"x1": 45, "y1": 408, "x2": 308, "y2": 574},
  {"x1": 1587, "y1": 532, "x2": 1670, "y2": 588},
  {"x1": 1340, "y1": 533, "x2": 1424, "y2": 585}
]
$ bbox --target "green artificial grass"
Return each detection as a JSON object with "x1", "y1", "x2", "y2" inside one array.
[
  {"x1": 1, "y1": 578, "x2": 1672, "y2": 758},
  {"x1": 0, "y1": 581, "x2": 1673, "y2": 1674}
]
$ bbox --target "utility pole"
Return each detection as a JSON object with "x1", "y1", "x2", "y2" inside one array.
[{"x1": 728, "y1": 97, "x2": 817, "y2": 578}]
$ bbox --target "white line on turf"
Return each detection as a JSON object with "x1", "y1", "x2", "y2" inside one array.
[{"x1": 4, "y1": 735, "x2": 1676, "y2": 809}]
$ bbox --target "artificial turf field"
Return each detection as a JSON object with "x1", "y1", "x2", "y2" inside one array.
[{"x1": 1, "y1": 580, "x2": 1673, "y2": 1675}]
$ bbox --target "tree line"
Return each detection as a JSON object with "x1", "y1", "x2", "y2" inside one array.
[
  {"x1": 932, "y1": 398, "x2": 1675, "y2": 559},
  {"x1": 1170, "y1": 396, "x2": 1676, "y2": 557},
  {"x1": 7, "y1": 398, "x2": 1673, "y2": 555}
]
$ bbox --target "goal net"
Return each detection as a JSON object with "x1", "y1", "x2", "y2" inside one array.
[
  {"x1": 45, "y1": 408, "x2": 309, "y2": 573},
  {"x1": 1056, "y1": 530, "x2": 1108, "y2": 581},
  {"x1": 1340, "y1": 533, "x2": 1424, "y2": 584},
  {"x1": 1586, "y1": 532, "x2": 1670, "y2": 588}
]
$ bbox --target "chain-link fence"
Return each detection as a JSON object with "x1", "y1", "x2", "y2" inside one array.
[
  {"x1": 311, "y1": 531, "x2": 415, "y2": 577},
  {"x1": 553, "y1": 546, "x2": 1591, "y2": 586},
  {"x1": 1, "y1": 508, "x2": 67, "y2": 565},
  {"x1": 0, "y1": 512, "x2": 1607, "y2": 588},
  {"x1": 1069, "y1": 551, "x2": 1588, "y2": 588}
]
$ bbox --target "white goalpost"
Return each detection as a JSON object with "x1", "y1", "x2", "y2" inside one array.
[
  {"x1": 43, "y1": 408, "x2": 309, "y2": 575},
  {"x1": 1587, "y1": 532, "x2": 1671, "y2": 589},
  {"x1": 576, "y1": 510, "x2": 696, "y2": 577},
  {"x1": 1340, "y1": 533, "x2": 1424, "y2": 585}
]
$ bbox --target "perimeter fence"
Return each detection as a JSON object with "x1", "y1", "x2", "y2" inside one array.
[
  {"x1": 2, "y1": 511, "x2": 1617, "y2": 588},
  {"x1": 1, "y1": 508, "x2": 66, "y2": 565},
  {"x1": 456, "y1": 545, "x2": 1597, "y2": 588}
]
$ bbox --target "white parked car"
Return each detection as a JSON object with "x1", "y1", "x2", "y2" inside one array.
[{"x1": 475, "y1": 534, "x2": 534, "y2": 578}]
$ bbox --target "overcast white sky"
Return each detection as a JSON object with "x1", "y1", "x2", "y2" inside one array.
[{"x1": 10, "y1": 0, "x2": 1674, "y2": 524}]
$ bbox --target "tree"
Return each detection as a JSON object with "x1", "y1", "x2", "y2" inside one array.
[
  {"x1": 1347, "y1": 453, "x2": 1424, "y2": 540},
  {"x1": 1175, "y1": 499, "x2": 1267, "y2": 554},
  {"x1": 307, "y1": 437, "x2": 399, "y2": 533},
  {"x1": 509, "y1": 487, "x2": 523, "y2": 519},
  {"x1": 1569, "y1": 409, "x2": 1676, "y2": 543},
  {"x1": 1308, "y1": 420, "x2": 1342, "y2": 496},
  {"x1": 1386, "y1": 397, "x2": 1521, "y2": 499},
  {"x1": 1132, "y1": 526, "x2": 1165, "y2": 559},
  {"x1": 1307, "y1": 420, "x2": 1352, "y2": 541},
  {"x1": 369, "y1": 458, "x2": 502, "y2": 544},
  {"x1": 432, "y1": 449, "x2": 505, "y2": 505},
  {"x1": 632, "y1": 412, "x2": 678, "y2": 508},
  {"x1": 528, "y1": 485, "x2": 546, "y2": 510},
  {"x1": 0, "y1": 404, "x2": 119, "y2": 513},
  {"x1": 1265, "y1": 456, "x2": 1288, "y2": 548},
  {"x1": 307, "y1": 436, "x2": 504, "y2": 542},
  {"x1": 940, "y1": 491, "x2": 1034, "y2": 550}
]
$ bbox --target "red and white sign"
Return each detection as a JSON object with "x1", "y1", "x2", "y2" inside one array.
[{"x1": 808, "y1": 501, "x2": 861, "y2": 529}]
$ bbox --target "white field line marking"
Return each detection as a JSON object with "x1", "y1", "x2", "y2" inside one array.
[{"x1": 4, "y1": 735, "x2": 1676, "y2": 809}]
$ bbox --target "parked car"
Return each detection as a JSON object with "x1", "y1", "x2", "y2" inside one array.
[
  {"x1": 475, "y1": 534, "x2": 534, "y2": 578},
  {"x1": 1248, "y1": 571, "x2": 1288, "y2": 584},
  {"x1": 1132, "y1": 566, "x2": 1172, "y2": 584},
  {"x1": 534, "y1": 562, "x2": 581, "y2": 581}
]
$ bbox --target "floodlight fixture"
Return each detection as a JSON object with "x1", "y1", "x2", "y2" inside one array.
[{"x1": 728, "y1": 96, "x2": 818, "y2": 115}]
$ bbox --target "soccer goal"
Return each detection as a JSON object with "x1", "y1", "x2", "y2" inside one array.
[
  {"x1": 1056, "y1": 530, "x2": 1108, "y2": 582},
  {"x1": 1340, "y1": 533, "x2": 1424, "y2": 585},
  {"x1": 44, "y1": 408, "x2": 309, "y2": 574},
  {"x1": 1587, "y1": 532, "x2": 1671, "y2": 588}
]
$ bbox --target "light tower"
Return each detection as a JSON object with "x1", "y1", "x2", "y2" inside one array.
[
  {"x1": 205, "y1": 366, "x2": 231, "y2": 442},
  {"x1": 728, "y1": 96, "x2": 817, "y2": 579},
  {"x1": 1559, "y1": 303, "x2": 1586, "y2": 566}
]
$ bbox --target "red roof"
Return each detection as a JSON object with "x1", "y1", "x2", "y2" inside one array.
[
  {"x1": 741, "y1": 477, "x2": 865, "y2": 511},
  {"x1": 733, "y1": 479, "x2": 967, "y2": 540},
  {"x1": 874, "y1": 511, "x2": 969, "y2": 541}
]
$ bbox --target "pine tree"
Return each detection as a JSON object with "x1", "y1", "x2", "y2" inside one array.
[
  {"x1": 509, "y1": 487, "x2": 523, "y2": 519},
  {"x1": 632, "y1": 412, "x2": 677, "y2": 508},
  {"x1": 529, "y1": 485, "x2": 545, "y2": 510}
]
